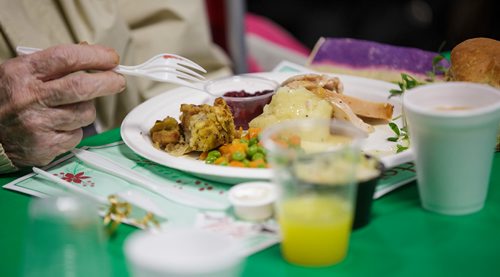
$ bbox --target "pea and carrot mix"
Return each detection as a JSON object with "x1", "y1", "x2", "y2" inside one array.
[{"x1": 199, "y1": 127, "x2": 268, "y2": 168}]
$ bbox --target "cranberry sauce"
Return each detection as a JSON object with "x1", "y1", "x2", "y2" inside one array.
[{"x1": 223, "y1": 90, "x2": 274, "y2": 129}]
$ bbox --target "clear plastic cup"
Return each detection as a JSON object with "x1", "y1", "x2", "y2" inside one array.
[
  {"x1": 261, "y1": 119, "x2": 364, "y2": 266},
  {"x1": 22, "y1": 196, "x2": 110, "y2": 277}
]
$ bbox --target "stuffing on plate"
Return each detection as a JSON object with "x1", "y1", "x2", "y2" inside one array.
[{"x1": 150, "y1": 97, "x2": 236, "y2": 156}]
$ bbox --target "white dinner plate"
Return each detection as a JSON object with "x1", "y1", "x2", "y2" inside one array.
[{"x1": 121, "y1": 72, "x2": 413, "y2": 184}]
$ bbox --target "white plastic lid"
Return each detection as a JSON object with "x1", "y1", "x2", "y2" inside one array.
[
  {"x1": 228, "y1": 182, "x2": 277, "y2": 207},
  {"x1": 125, "y1": 228, "x2": 243, "y2": 275}
]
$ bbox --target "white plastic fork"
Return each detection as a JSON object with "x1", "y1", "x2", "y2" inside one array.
[{"x1": 16, "y1": 46, "x2": 207, "y2": 90}]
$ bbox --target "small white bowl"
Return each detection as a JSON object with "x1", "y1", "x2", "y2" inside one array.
[
  {"x1": 125, "y1": 228, "x2": 243, "y2": 277},
  {"x1": 228, "y1": 182, "x2": 277, "y2": 221}
]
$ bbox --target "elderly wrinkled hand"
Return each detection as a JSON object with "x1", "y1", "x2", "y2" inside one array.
[{"x1": 0, "y1": 44, "x2": 126, "y2": 168}]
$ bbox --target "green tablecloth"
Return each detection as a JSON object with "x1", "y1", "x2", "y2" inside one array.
[{"x1": 1, "y1": 128, "x2": 499, "y2": 277}]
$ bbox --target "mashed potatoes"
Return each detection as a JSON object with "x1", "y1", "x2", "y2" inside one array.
[{"x1": 248, "y1": 86, "x2": 333, "y2": 129}]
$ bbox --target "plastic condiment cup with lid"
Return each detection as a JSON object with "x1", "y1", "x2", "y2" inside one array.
[
  {"x1": 228, "y1": 182, "x2": 277, "y2": 221},
  {"x1": 125, "y1": 228, "x2": 244, "y2": 277}
]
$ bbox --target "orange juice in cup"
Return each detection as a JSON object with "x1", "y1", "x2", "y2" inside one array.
[
  {"x1": 279, "y1": 195, "x2": 353, "y2": 266},
  {"x1": 261, "y1": 119, "x2": 363, "y2": 267}
]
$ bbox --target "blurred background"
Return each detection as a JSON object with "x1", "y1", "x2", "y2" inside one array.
[
  {"x1": 246, "y1": 0, "x2": 499, "y2": 52},
  {"x1": 207, "y1": 0, "x2": 498, "y2": 73}
]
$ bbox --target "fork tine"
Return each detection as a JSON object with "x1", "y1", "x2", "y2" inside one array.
[
  {"x1": 173, "y1": 70, "x2": 205, "y2": 82},
  {"x1": 120, "y1": 53, "x2": 207, "y2": 74},
  {"x1": 160, "y1": 53, "x2": 207, "y2": 73},
  {"x1": 149, "y1": 72, "x2": 204, "y2": 88},
  {"x1": 173, "y1": 65, "x2": 206, "y2": 80},
  {"x1": 142, "y1": 73, "x2": 203, "y2": 91},
  {"x1": 170, "y1": 70, "x2": 205, "y2": 82},
  {"x1": 145, "y1": 64, "x2": 206, "y2": 80},
  {"x1": 145, "y1": 68, "x2": 205, "y2": 82}
]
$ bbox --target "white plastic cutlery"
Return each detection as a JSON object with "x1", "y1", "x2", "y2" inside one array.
[
  {"x1": 71, "y1": 148, "x2": 229, "y2": 211},
  {"x1": 16, "y1": 46, "x2": 207, "y2": 90}
]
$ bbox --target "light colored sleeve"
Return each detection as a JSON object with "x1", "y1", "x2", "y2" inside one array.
[
  {"x1": 70, "y1": 0, "x2": 233, "y2": 130},
  {"x1": 0, "y1": 143, "x2": 18, "y2": 174},
  {"x1": 0, "y1": 0, "x2": 232, "y2": 132}
]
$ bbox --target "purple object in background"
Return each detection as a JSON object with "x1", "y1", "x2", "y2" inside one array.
[{"x1": 308, "y1": 37, "x2": 450, "y2": 82}]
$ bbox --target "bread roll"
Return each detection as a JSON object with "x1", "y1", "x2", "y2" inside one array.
[{"x1": 449, "y1": 38, "x2": 499, "y2": 88}]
